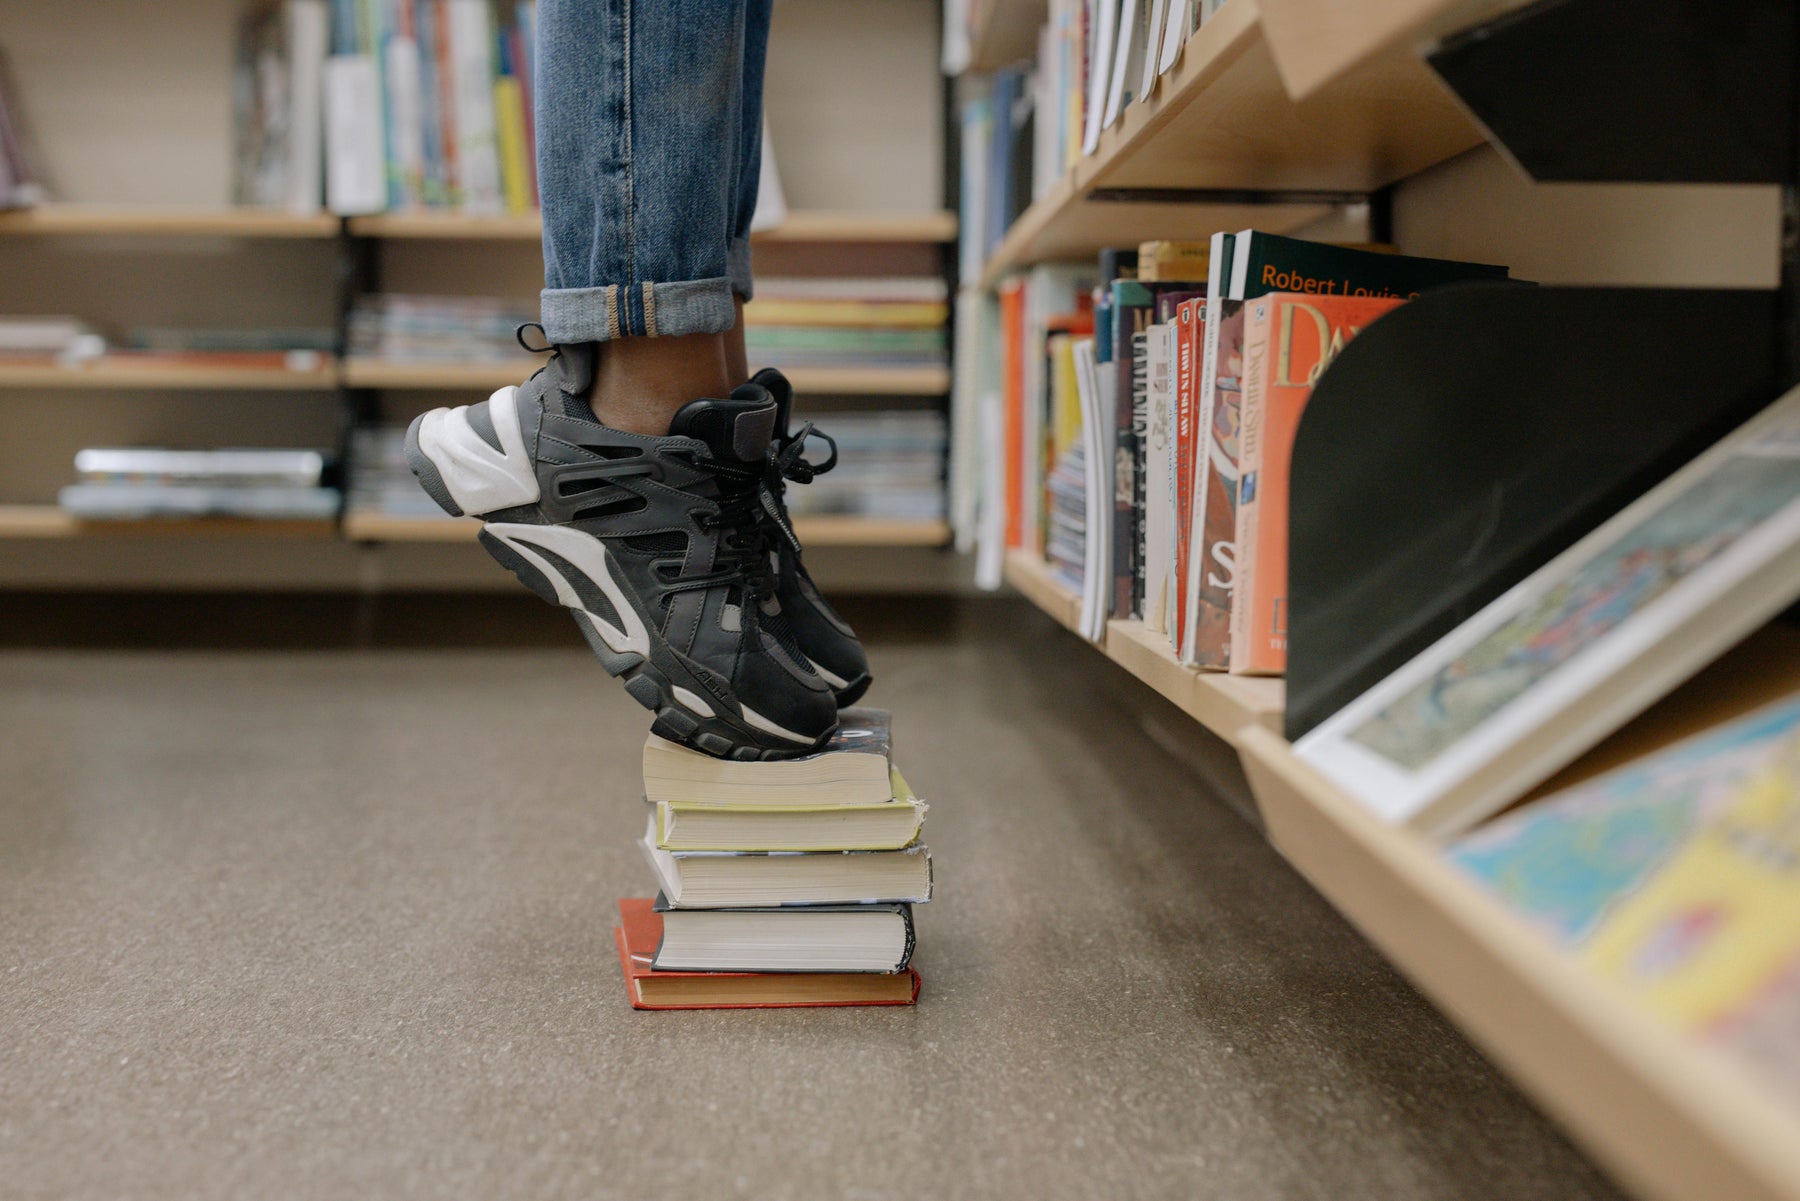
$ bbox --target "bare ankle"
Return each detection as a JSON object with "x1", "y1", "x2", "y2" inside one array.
[{"x1": 591, "y1": 334, "x2": 733, "y2": 435}]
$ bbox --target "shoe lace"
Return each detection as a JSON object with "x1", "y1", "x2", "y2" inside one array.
[
  {"x1": 673, "y1": 455, "x2": 782, "y2": 609},
  {"x1": 757, "y1": 422, "x2": 838, "y2": 554}
]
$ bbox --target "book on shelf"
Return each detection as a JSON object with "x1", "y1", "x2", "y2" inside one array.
[
  {"x1": 650, "y1": 895, "x2": 917, "y2": 974},
  {"x1": 58, "y1": 483, "x2": 340, "y2": 520},
  {"x1": 240, "y1": 0, "x2": 539, "y2": 216},
  {"x1": 1230, "y1": 292, "x2": 1406, "y2": 676},
  {"x1": 74, "y1": 447, "x2": 325, "y2": 487},
  {"x1": 0, "y1": 317, "x2": 100, "y2": 359},
  {"x1": 348, "y1": 293, "x2": 535, "y2": 363},
  {"x1": 232, "y1": 0, "x2": 328, "y2": 213},
  {"x1": 780, "y1": 412, "x2": 946, "y2": 523},
  {"x1": 1450, "y1": 659, "x2": 1800, "y2": 1113},
  {"x1": 59, "y1": 445, "x2": 338, "y2": 519},
  {"x1": 640, "y1": 818, "x2": 933, "y2": 908},
  {"x1": 642, "y1": 708, "x2": 895, "y2": 807},
  {"x1": 613, "y1": 898, "x2": 920, "y2": 1009},
  {"x1": 1296, "y1": 382, "x2": 1800, "y2": 836}
]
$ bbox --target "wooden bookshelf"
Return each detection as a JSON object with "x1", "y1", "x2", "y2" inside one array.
[
  {"x1": 978, "y1": 0, "x2": 1485, "y2": 284},
  {"x1": 0, "y1": 356, "x2": 340, "y2": 390},
  {"x1": 1003, "y1": 549, "x2": 1284, "y2": 742},
  {"x1": 342, "y1": 358, "x2": 951, "y2": 396},
  {"x1": 343, "y1": 508, "x2": 949, "y2": 547},
  {"x1": 347, "y1": 209, "x2": 958, "y2": 244},
  {"x1": 0, "y1": 204, "x2": 340, "y2": 238}
]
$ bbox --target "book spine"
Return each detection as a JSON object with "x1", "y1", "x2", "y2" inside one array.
[
  {"x1": 1183, "y1": 231, "x2": 1232, "y2": 662},
  {"x1": 1231, "y1": 298, "x2": 1273, "y2": 674},
  {"x1": 1171, "y1": 298, "x2": 1198, "y2": 651},
  {"x1": 382, "y1": 0, "x2": 425, "y2": 208},
  {"x1": 446, "y1": 0, "x2": 501, "y2": 212},
  {"x1": 1191, "y1": 296, "x2": 1243, "y2": 669},
  {"x1": 1130, "y1": 324, "x2": 1151, "y2": 617},
  {"x1": 492, "y1": 33, "x2": 530, "y2": 213},
  {"x1": 1110, "y1": 288, "x2": 1144, "y2": 620},
  {"x1": 286, "y1": 0, "x2": 329, "y2": 213},
  {"x1": 513, "y1": 4, "x2": 538, "y2": 205}
]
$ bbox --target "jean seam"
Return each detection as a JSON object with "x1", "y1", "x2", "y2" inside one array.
[{"x1": 621, "y1": 0, "x2": 636, "y2": 333}]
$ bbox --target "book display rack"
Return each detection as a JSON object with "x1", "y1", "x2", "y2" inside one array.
[{"x1": 976, "y1": 0, "x2": 1800, "y2": 1197}]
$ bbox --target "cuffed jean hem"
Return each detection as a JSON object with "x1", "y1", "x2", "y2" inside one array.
[
  {"x1": 728, "y1": 238, "x2": 753, "y2": 302},
  {"x1": 539, "y1": 277, "x2": 738, "y2": 342}
]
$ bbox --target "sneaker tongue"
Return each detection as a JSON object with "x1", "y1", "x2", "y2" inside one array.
[
  {"x1": 668, "y1": 385, "x2": 778, "y2": 467},
  {"x1": 750, "y1": 367, "x2": 795, "y2": 441}
]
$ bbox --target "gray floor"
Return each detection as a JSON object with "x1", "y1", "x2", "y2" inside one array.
[{"x1": 0, "y1": 599, "x2": 1627, "y2": 1201}]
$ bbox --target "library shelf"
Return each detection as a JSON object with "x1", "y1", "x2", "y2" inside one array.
[
  {"x1": 0, "y1": 505, "x2": 336, "y2": 539},
  {"x1": 1003, "y1": 547, "x2": 1800, "y2": 1201},
  {"x1": 1002, "y1": 549, "x2": 1283, "y2": 742},
  {"x1": 977, "y1": 0, "x2": 1485, "y2": 285},
  {"x1": 0, "y1": 356, "x2": 340, "y2": 391},
  {"x1": 1238, "y1": 724, "x2": 1800, "y2": 1201},
  {"x1": 964, "y1": 0, "x2": 1046, "y2": 72},
  {"x1": 342, "y1": 358, "x2": 952, "y2": 396},
  {"x1": 343, "y1": 509, "x2": 950, "y2": 547},
  {"x1": 0, "y1": 204, "x2": 340, "y2": 238},
  {"x1": 346, "y1": 209, "x2": 958, "y2": 244}
]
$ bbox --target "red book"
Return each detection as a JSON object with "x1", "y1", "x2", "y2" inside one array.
[
  {"x1": 1000, "y1": 279, "x2": 1027, "y2": 549},
  {"x1": 613, "y1": 898, "x2": 921, "y2": 1010},
  {"x1": 1230, "y1": 292, "x2": 1405, "y2": 675},
  {"x1": 1170, "y1": 297, "x2": 1205, "y2": 651}
]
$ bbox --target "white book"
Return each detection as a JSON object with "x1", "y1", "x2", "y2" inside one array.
[
  {"x1": 1137, "y1": 0, "x2": 1169, "y2": 103},
  {"x1": 285, "y1": 0, "x2": 328, "y2": 213},
  {"x1": 1297, "y1": 384, "x2": 1800, "y2": 837},
  {"x1": 1080, "y1": 0, "x2": 1120, "y2": 156},
  {"x1": 1102, "y1": 0, "x2": 1148, "y2": 129},
  {"x1": 382, "y1": 18, "x2": 425, "y2": 209},
  {"x1": 446, "y1": 0, "x2": 502, "y2": 212},
  {"x1": 1074, "y1": 338, "x2": 1113, "y2": 642},
  {"x1": 1141, "y1": 322, "x2": 1175, "y2": 633},
  {"x1": 1157, "y1": 0, "x2": 1191, "y2": 74},
  {"x1": 975, "y1": 382, "x2": 1006, "y2": 591},
  {"x1": 324, "y1": 53, "x2": 386, "y2": 214},
  {"x1": 640, "y1": 816, "x2": 933, "y2": 909},
  {"x1": 1181, "y1": 230, "x2": 1233, "y2": 663}
]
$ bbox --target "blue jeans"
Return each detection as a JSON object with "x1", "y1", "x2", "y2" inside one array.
[{"x1": 535, "y1": 0, "x2": 771, "y2": 342}]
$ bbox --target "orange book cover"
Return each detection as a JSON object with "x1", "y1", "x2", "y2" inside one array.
[
  {"x1": 613, "y1": 898, "x2": 920, "y2": 1010},
  {"x1": 1230, "y1": 292, "x2": 1405, "y2": 676},
  {"x1": 1000, "y1": 279, "x2": 1027, "y2": 549}
]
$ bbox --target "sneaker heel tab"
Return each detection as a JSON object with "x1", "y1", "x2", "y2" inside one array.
[{"x1": 553, "y1": 342, "x2": 597, "y2": 397}]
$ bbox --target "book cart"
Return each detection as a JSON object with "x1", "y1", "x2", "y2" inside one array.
[
  {"x1": 0, "y1": 0, "x2": 958, "y2": 591},
  {"x1": 978, "y1": 1, "x2": 1800, "y2": 1198}
]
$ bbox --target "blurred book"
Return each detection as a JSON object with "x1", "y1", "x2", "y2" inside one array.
[
  {"x1": 781, "y1": 411, "x2": 946, "y2": 523},
  {"x1": 60, "y1": 446, "x2": 337, "y2": 519},
  {"x1": 232, "y1": 0, "x2": 327, "y2": 212},
  {"x1": 0, "y1": 317, "x2": 100, "y2": 358},
  {"x1": 642, "y1": 709, "x2": 895, "y2": 807},
  {"x1": 347, "y1": 425, "x2": 446, "y2": 518},
  {"x1": 745, "y1": 276, "x2": 948, "y2": 372},
  {"x1": 650, "y1": 895, "x2": 916, "y2": 973},
  {"x1": 348, "y1": 293, "x2": 535, "y2": 363}
]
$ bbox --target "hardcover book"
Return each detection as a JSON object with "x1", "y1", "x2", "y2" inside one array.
[
  {"x1": 1231, "y1": 293, "x2": 1405, "y2": 675},
  {"x1": 1170, "y1": 296, "x2": 1206, "y2": 654},
  {"x1": 640, "y1": 816, "x2": 933, "y2": 908},
  {"x1": 614, "y1": 899, "x2": 920, "y2": 1009},
  {"x1": 1297, "y1": 384, "x2": 1800, "y2": 835},
  {"x1": 653, "y1": 768, "x2": 926, "y2": 852},
  {"x1": 651, "y1": 895, "x2": 917, "y2": 974},
  {"x1": 642, "y1": 708, "x2": 893, "y2": 807}
]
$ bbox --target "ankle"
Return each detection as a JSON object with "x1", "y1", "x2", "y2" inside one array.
[{"x1": 592, "y1": 333, "x2": 733, "y2": 435}]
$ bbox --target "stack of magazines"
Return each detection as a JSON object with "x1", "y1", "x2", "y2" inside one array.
[
  {"x1": 347, "y1": 294, "x2": 536, "y2": 365},
  {"x1": 58, "y1": 448, "x2": 339, "y2": 520},
  {"x1": 781, "y1": 410, "x2": 947, "y2": 522},
  {"x1": 744, "y1": 277, "x2": 948, "y2": 371},
  {"x1": 346, "y1": 426, "x2": 448, "y2": 520}
]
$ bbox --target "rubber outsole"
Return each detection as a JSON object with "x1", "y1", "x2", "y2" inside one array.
[{"x1": 403, "y1": 412, "x2": 464, "y2": 517}]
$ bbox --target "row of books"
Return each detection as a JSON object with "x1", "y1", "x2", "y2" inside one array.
[
  {"x1": 57, "y1": 447, "x2": 340, "y2": 520},
  {"x1": 348, "y1": 293, "x2": 534, "y2": 362},
  {"x1": 744, "y1": 277, "x2": 950, "y2": 371},
  {"x1": 956, "y1": 0, "x2": 1227, "y2": 277},
  {"x1": 619, "y1": 710, "x2": 927, "y2": 1009},
  {"x1": 0, "y1": 51, "x2": 43, "y2": 210},
  {"x1": 234, "y1": 0, "x2": 538, "y2": 215},
  {"x1": 778, "y1": 411, "x2": 947, "y2": 523},
  {"x1": 984, "y1": 229, "x2": 1508, "y2": 659}
]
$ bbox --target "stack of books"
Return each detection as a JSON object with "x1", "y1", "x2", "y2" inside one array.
[
  {"x1": 58, "y1": 447, "x2": 340, "y2": 520},
  {"x1": 779, "y1": 411, "x2": 947, "y2": 523},
  {"x1": 616, "y1": 708, "x2": 930, "y2": 1009},
  {"x1": 347, "y1": 426, "x2": 449, "y2": 520},
  {"x1": 347, "y1": 294, "x2": 536, "y2": 365},
  {"x1": 744, "y1": 278, "x2": 949, "y2": 372}
]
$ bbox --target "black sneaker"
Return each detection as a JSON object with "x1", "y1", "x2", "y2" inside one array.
[
  {"x1": 753, "y1": 368, "x2": 873, "y2": 706},
  {"x1": 404, "y1": 344, "x2": 838, "y2": 759}
]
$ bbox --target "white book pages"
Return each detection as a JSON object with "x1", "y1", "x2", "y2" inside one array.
[
  {"x1": 1157, "y1": 0, "x2": 1190, "y2": 74},
  {"x1": 1138, "y1": 0, "x2": 1168, "y2": 103},
  {"x1": 1081, "y1": 0, "x2": 1120, "y2": 155},
  {"x1": 1102, "y1": 0, "x2": 1145, "y2": 129}
]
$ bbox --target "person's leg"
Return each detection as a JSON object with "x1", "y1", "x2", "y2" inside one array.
[
  {"x1": 723, "y1": 0, "x2": 773, "y2": 384},
  {"x1": 536, "y1": 0, "x2": 762, "y2": 434}
]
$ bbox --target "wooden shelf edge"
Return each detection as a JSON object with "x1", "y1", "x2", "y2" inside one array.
[
  {"x1": 0, "y1": 505, "x2": 336, "y2": 539},
  {"x1": 1238, "y1": 726, "x2": 1800, "y2": 1201},
  {"x1": 0, "y1": 359, "x2": 340, "y2": 390},
  {"x1": 0, "y1": 204, "x2": 339, "y2": 238},
  {"x1": 1002, "y1": 548, "x2": 1283, "y2": 743},
  {"x1": 345, "y1": 209, "x2": 957, "y2": 243},
  {"x1": 343, "y1": 509, "x2": 948, "y2": 547}
]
